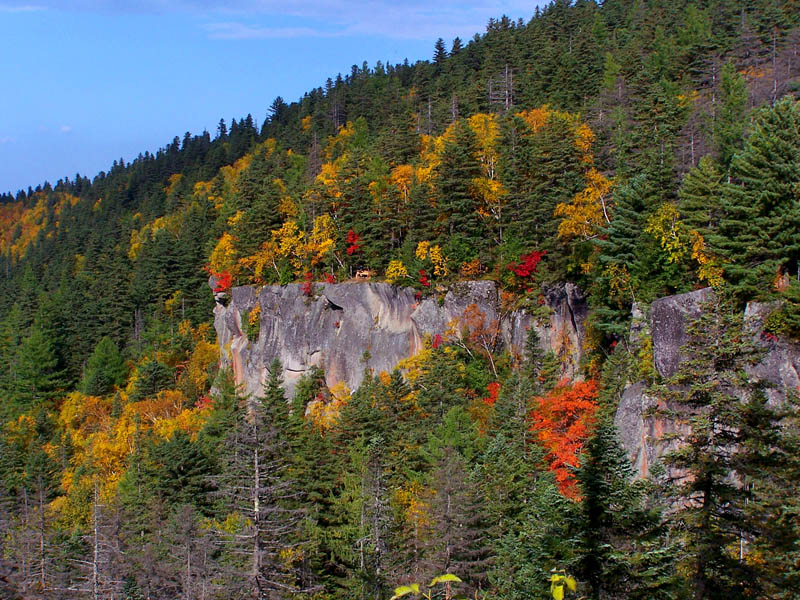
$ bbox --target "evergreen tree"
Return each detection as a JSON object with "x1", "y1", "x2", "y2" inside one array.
[
  {"x1": 713, "y1": 62, "x2": 748, "y2": 169},
  {"x1": 678, "y1": 155, "x2": 724, "y2": 237},
  {"x1": 215, "y1": 382, "x2": 308, "y2": 598},
  {"x1": 650, "y1": 292, "x2": 779, "y2": 599},
  {"x1": 80, "y1": 336, "x2": 127, "y2": 397},
  {"x1": 577, "y1": 417, "x2": 681, "y2": 599},
  {"x1": 436, "y1": 119, "x2": 484, "y2": 258},
  {"x1": 12, "y1": 323, "x2": 64, "y2": 411},
  {"x1": 433, "y1": 38, "x2": 449, "y2": 64},
  {"x1": 713, "y1": 97, "x2": 800, "y2": 300}
]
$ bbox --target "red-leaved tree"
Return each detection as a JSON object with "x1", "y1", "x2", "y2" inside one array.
[
  {"x1": 507, "y1": 250, "x2": 546, "y2": 291},
  {"x1": 529, "y1": 378, "x2": 598, "y2": 498},
  {"x1": 345, "y1": 230, "x2": 361, "y2": 255}
]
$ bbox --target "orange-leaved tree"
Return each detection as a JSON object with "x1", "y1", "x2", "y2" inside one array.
[{"x1": 529, "y1": 378, "x2": 599, "y2": 499}]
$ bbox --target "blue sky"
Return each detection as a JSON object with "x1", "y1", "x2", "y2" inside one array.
[{"x1": 0, "y1": 1, "x2": 539, "y2": 194}]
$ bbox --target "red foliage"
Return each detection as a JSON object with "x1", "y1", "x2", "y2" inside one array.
[
  {"x1": 529, "y1": 378, "x2": 599, "y2": 499},
  {"x1": 483, "y1": 381, "x2": 501, "y2": 406},
  {"x1": 415, "y1": 291, "x2": 422, "y2": 301},
  {"x1": 195, "y1": 395, "x2": 213, "y2": 410},
  {"x1": 346, "y1": 230, "x2": 361, "y2": 255},
  {"x1": 301, "y1": 271, "x2": 314, "y2": 296},
  {"x1": 508, "y1": 251, "x2": 546, "y2": 279},
  {"x1": 212, "y1": 271, "x2": 232, "y2": 293},
  {"x1": 432, "y1": 333, "x2": 443, "y2": 349},
  {"x1": 325, "y1": 272, "x2": 337, "y2": 284},
  {"x1": 418, "y1": 269, "x2": 430, "y2": 288}
]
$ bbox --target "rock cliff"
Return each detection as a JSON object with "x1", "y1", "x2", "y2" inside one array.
[
  {"x1": 615, "y1": 288, "x2": 800, "y2": 478},
  {"x1": 211, "y1": 280, "x2": 587, "y2": 398}
]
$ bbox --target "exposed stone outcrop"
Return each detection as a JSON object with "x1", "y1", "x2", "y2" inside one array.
[
  {"x1": 615, "y1": 288, "x2": 800, "y2": 477},
  {"x1": 212, "y1": 280, "x2": 587, "y2": 398}
]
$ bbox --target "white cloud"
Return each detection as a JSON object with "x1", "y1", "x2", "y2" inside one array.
[
  {"x1": 60, "y1": 125, "x2": 73, "y2": 133},
  {"x1": 204, "y1": 22, "x2": 330, "y2": 40},
  {"x1": 0, "y1": 4, "x2": 45, "y2": 11},
  {"x1": 0, "y1": 1, "x2": 537, "y2": 40}
]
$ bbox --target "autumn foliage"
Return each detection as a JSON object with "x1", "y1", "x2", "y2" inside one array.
[
  {"x1": 508, "y1": 251, "x2": 546, "y2": 279},
  {"x1": 529, "y1": 378, "x2": 599, "y2": 498},
  {"x1": 483, "y1": 381, "x2": 501, "y2": 406},
  {"x1": 212, "y1": 270, "x2": 233, "y2": 293},
  {"x1": 345, "y1": 229, "x2": 361, "y2": 255}
]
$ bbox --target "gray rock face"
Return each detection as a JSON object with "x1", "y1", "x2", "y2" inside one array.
[
  {"x1": 650, "y1": 287, "x2": 714, "y2": 378},
  {"x1": 212, "y1": 280, "x2": 587, "y2": 398},
  {"x1": 615, "y1": 288, "x2": 800, "y2": 477}
]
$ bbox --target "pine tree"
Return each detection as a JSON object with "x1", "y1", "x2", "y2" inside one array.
[
  {"x1": 591, "y1": 175, "x2": 650, "y2": 339},
  {"x1": 713, "y1": 62, "x2": 748, "y2": 169},
  {"x1": 214, "y1": 373, "x2": 309, "y2": 599},
  {"x1": 713, "y1": 97, "x2": 800, "y2": 300},
  {"x1": 436, "y1": 119, "x2": 484, "y2": 259},
  {"x1": 577, "y1": 417, "x2": 681, "y2": 599},
  {"x1": 433, "y1": 38, "x2": 449, "y2": 64},
  {"x1": 80, "y1": 337, "x2": 127, "y2": 397},
  {"x1": 12, "y1": 323, "x2": 64, "y2": 411},
  {"x1": 650, "y1": 292, "x2": 778, "y2": 599},
  {"x1": 678, "y1": 155, "x2": 724, "y2": 238}
]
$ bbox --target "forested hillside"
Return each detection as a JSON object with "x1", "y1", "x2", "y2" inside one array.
[{"x1": 1, "y1": 1, "x2": 800, "y2": 598}]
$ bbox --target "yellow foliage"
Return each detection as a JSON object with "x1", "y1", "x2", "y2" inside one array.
[
  {"x1": 209, "y1": 232, "x2": 239, "y2": 274},
  {"x1": 301, "y1": 115, "x2": 313, "y2": 133},
  {"x1": 416, "y1": 134, "x2": 446, "y2": 183},
  {"x1": 153, "y1": 405, "x2": 208, "y2": 440},
  {"x1": 555, "y1": 168, "x2": 613, "y2": 241},
  {"x1": 396, "y1": 347, "x2": 435, "y2": 384},
  {"x1": 517, "y1": 106, "x2": 552, "y2": 133},
  {"x1": 322, "y1": 120, "x2": 356, "y2": 161},
  {"x1": 385, "y1": 260, "x2": 409, "y2": 284},
  {"x1": 467, "y1": 113, "x2": 500, "y2": 179},
  {"x1": 459, "y1": 258, "x2": 483, "y2": 277},
  {"x1": 429, "y1": 244, "x2": 448, "y2": 277},
  {"x1": 472, "y1": 177, "x2": 508, "y2": 224},
  {"x1": 394, "y1": 482, "x2": 433, "y2": 532},
  {"x1": 306, "y1": 214, "x2": 336, "y2": 267},
  {"x1": 390, "y1": 164, "x2": 415, "y2": 203},
  {"x1": 164, "y1": 290, "x2": 183, "y2": 317},
  {"x1": 272, "y1": 178, "x2": 298, "y2": 217},
  {"x1": 128, "y1": 213, "x2": 182, "y2": 261},
  {"x1": 645, "y1": 203, "x2": 688, "y2": 263},
  {"x1": 227, "y1": 210, "x2": 245, "y2": 227},
  {"x1": 165, "y1": 173, "x2": 183, "y2": 196},
  {"x1": 691, "y1": 231, "x2": 724, "y2": 287},
  {"x1": 415, "y1": 241, "x2": 448, "y2": 277},
  {"x1": 604, "y1": 263, "x2": 632, "y2": 308},
  {"x1": 307, "y1": 381, "x2": 350, "y2": 430},
  {"x1": 574, "y1": 123, "x2": 595, "y2": 160},
  {"x1": 237, "y1": 239, "x2": 280, "y2": 283},
  {"x1": 185, "y1": 340, "x2": 220, "y2": 396},
  {"x1": 0, "y1": 191, "x2": 82, "y2": 260},
  {"x1": 248, "y1": 305, "x2": 261, "y2": 330}
]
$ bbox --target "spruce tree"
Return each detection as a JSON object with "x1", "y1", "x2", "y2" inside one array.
[
  {"x1": 650, "y1": 292, "x2": 782, "y2": 599},
  {"x1": 436, "y1": 119, "x2": 484, "y2": 258},
  {"x1": 80, "y1": 336, "x2": 127, "y2": 397},
  {"x1": 215, "y1": 382, "x2": 308, "y2": 598},
  {"x1": 678, "y1": 155, "x2": 724, "y2": 238},
  {"x1": 713, "y1": 97, "x2": 800, "y2": 300},
  {"x1": 577, "y1": 417, "x2": 681, "y2": 599}
]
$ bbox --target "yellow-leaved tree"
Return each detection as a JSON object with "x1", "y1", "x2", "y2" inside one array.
[{"x1": 555, "y1": 168, "x2": 613, "y2": 241}]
